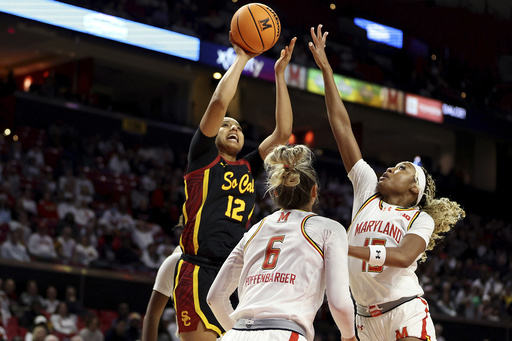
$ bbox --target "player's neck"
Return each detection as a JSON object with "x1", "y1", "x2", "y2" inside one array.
[
  {"x1": 380, "y1": 193, "x2": 413, "y2": 209},
  {"x1": 219, "y1": 151, "x2": 236, "y2": 162}
]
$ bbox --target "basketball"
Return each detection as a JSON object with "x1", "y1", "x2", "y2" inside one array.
[{"x1": 230, "y1": 3, "x2": 281, "y2": 54}]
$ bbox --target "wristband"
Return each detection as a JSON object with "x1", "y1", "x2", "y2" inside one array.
[{"x1": 368, "y1": 245, "x2": 386, "y2": 267}]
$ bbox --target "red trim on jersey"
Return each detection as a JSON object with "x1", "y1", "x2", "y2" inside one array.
[
  {"x1": 418, "y1": 297, "x2": 431, "y2": 340},
  {"x1": 301, "y1": 214, "x2": 323, "y2": 258},
  {"x1": 184, "y1": 155, "x2": 221, "y2": 180},
  {"x1": 289, "y1": 332, "x2": 300, "y2": 341}
]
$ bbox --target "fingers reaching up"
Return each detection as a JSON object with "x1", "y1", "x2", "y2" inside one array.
[
  {"x1": 275, "y1": 37, "x2": 297, "y2": 75},
  {"x1": 308, "y1": 24, "x2": 331, "y2": 71}
]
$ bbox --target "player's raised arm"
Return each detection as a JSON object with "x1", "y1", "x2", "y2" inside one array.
[
  {"x1": 308, "y1": 25, "x2": 362, "y2": 174},
  {"x1": 258, "y1": 37, "x2": 296, "y2": 159},
  {"x1": 199, "y1": 32, "x2": 260, "y2": 138}
]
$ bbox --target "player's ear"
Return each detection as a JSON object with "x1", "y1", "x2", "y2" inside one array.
[{"x1": 311, "y1": 185, "x2": 318, "y2": 199}]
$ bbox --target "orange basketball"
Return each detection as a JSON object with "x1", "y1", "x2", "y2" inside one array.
[{"x1": 230, "y1": 3, "x2": 281, "y2": 53}]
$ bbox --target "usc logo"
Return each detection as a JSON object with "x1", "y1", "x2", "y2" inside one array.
[
  {"x1": 181, "y1": 311, "x2": 191, "y2": 326},
  {"x1": 222, "y1": 172, "x2": 254, "y2": 194}
]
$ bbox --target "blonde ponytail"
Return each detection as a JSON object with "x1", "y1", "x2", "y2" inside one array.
[
  {"x1": 264, "y1": 145, "x2": 319, "y2": 209},
  {"x1": 418, "y1": 170, "x2": 465, "y2": 262}
]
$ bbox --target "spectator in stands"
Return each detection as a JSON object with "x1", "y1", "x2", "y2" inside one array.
[
  {"x1": 55, "y1": 226, "x2": 77, "y2": 263},
  {"x1": 0, "y1": 279, "x2": 11, "y2": 328},
  {"x1": 3, "y1": 278, "x2": 20, "y2": 316},
  {"x1": 104, "y1": 318, "x2": 128, "y2": 341},
  {"x1": 39, "y1": 169, "x2": 58, "y2": 195},
  {"x1": 0, "y1": 224, "x2": 31, "y2": 262},
  {"x1": 140, "y1": 242, "x2": 164, "y2": 270},
  {"x1": 130, "y1": 221, "x2": 159, "y2": 251},
  {"x1": 0, "y1": 193, "x2": 12, "y2": 224},
  {"x1": 56, "y1": 213, "x2": 79, "y2": 241},
  {"x1": 125, "y1": 312, "x2": 141, "y2": 341},
  {"x1": 116, "y1": 199, "x2": 136, "y2": 231},
  {"x1": 24, "y1": 315, "x2": 52, "y2": 341},
  {"x1": 114, "y1": 231, "x2": 142, "y2": 268},
  {"x1": 0, "y1": 311, "x2": 6, "y2": 341},
  {"x1": 19, "y1": 280, "x2": 43, "y2": 309},
  {"x1": 41, "y1": 286, "x2": 60, "y2": 315},
  {"x1": 73, "y1": 234, "x2": 99, "y2": 266},
  {"x1": 31, "y1": 325, "x2": 49, "y2": 341},
  {"x1": 11, "y1": 211, "x2": 32, "y2": 244},
  {"x1": 26, "y1": 144, "x2": 45, "y2": 169},
  {"x1": 27, "y1": 223, "x2": 57, "y2": 261},
  {"x1": 24, "y1": 157, "x2": 41, "y2": 178},
  {"x1": 58, "y1": 168, "x2": 76, "y2": 194},
  {"x1": 79, "y1": 314, "x2": 104, "y2": 341},
  {"x1": 19, "y1": 300, "x2": 46, "y2": 331},
  {"x1": 112, "y1": 303, "x2": 130, "y2": 328},
  {"x1": 57, "y1": 192, "x2": 78, "y2": 220},
  {"x1": 50, "y1": 302, "x2": 78, "y2": 337},
  {"x1": 19, "y1": 188, "x2": 38, "y2": 217},
  {"x1": 108, "y1": 152, "x2": 131, "y2": 175},
  {"x1": 161, "y1": 308, "x2": 178, "y2": 341},
  {"x1": 75, "y1": 171, "x2": 95, "y2": 206},
  {"x1": 37, "y1": 190, "x2": 59, "y2": 222},
  {"x1": 98, "y1": 203, "x2": 123, "y2": 234},
  {"x1": 64, "y1": 286, "x2": 87, "y2": 317},
  {"x1": 75, "y1": 200, "x2": 96, "y2": 228}
]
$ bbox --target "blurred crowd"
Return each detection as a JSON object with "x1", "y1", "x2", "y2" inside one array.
[
  {"x1": 0, "y1": 120, "x2": 510, "y2": 337},
  {"x1": 0, "y1": 277, "x2": 179, "y2": 341}
]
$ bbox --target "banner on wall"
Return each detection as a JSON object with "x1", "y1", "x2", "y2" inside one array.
[
  {"x1": 405, "y1": 94, "x2": 443, "y2": 123},
  {"x1": 284, "y1": 63, "x2": 307, "y2": 90},
  {"x1": 381, "y1": 88, "x2": 405, "y2": 113},
  {"x1": 199, "y1": 41, "x2": 276, "y2": 82},
  {"x1": 307, "y1": 69, "x2": 383, "y2": 108}
]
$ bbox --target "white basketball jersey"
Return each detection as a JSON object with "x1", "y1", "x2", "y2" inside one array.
[
  {"x1": 347, "y1": 159, "x2": 435, "y2": 306},
  {"x1": 210, "y1": 209, "x2": 354, "y2": 341}
]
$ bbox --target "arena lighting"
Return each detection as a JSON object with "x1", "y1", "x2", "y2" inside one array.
[
  {"x1": 0, "y1": 0, "x2": 200, "y2": 61},
  {"x1": 354, "y1": 18, "x2": 403, "y2": 49}
]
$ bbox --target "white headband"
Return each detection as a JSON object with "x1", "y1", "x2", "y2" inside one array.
[{"x1": 408, "y1": 162, "x2": 426, "y2": 206}]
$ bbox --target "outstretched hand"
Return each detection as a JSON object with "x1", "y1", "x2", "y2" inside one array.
[
  {"x1": 308, "y1": 24, "x2": 330, "y2": 71},
  {"x1": 229, "y1": 31, "x2": 261, "y2": 60},
  {"x1": 275, "y1": 37, "x2": 297, "y2": 75}
]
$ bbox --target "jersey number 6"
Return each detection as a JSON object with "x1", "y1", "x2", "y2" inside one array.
[{"x1": 262, "y1": 236, "x2": 285, "y2": 270}]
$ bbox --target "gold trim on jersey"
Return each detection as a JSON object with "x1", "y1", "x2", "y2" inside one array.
[
  {"x1": 193, "y1": 263, "x2": 222, "y2": 335},
  {"x1": 244, "y1": 218, "x2": 266, "y2": 251},
  {"x1": 407, "y1": 211, "x2": 421, "y2": 230},
  {"x1": 301, "y1": 214, "x2": 323, "y2": 258},
  {"x1": 191, "y1": 168, "x2": 210, "y2": 254},
  {"x1": 172, "y1": 259, "x2": 184, "y2": 309},
  {"x1": 180, "y1": 183, "x2": 189, "y2": 252},
  {"x1": 347, "y1": 194, "x2": 380, "y2": 233}
]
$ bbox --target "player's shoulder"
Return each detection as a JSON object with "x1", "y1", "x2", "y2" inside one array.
[{"x1": 305, "y1": 214, "x2": 345, "y2": 230}]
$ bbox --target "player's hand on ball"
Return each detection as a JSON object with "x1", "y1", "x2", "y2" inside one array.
[
  {"x1": 275, "y1": 37, "x2": 297, "y2": 75},
  {"x1": 308, "y1": 24, "x2": 330, "y2": 71},
  {"x1": 229, "y1": 31, "x2": 261, "y2": 59}
]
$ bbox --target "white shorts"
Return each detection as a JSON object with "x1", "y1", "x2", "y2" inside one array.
[
  {"x1": 221, "y1": 329, "x2": 307, "y2": 341},
  {"x1": 356, "y1": 297, "x2": 437, "y2": 341}
]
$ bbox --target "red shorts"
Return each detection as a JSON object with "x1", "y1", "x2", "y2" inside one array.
[{"x1": 173, "y1": 258, "x2": 224, "y2": 336}]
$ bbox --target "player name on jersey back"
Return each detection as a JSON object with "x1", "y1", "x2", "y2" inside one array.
[{"x1": 244, "y1": 272, "x2": 297, "y2": 286}]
